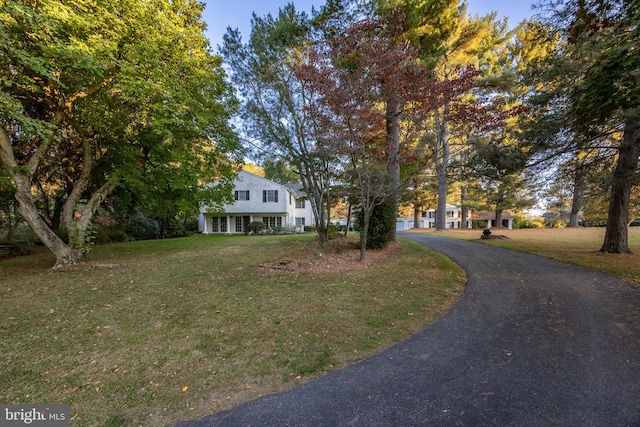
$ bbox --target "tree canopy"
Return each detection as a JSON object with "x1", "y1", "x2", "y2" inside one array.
[{"x1": 0, "y1": 0, "x2": 242, "y2": 266}]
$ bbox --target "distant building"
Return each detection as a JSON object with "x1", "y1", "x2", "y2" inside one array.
[
  {"x1": 471, "y1": 211, "x2": 513, "y2": 229},
  {"x1": 396, "y1": 205, "x2": 472, "y2": 231}
]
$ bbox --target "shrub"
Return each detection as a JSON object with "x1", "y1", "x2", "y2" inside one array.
[
  {"x1": 513, "y1": 216, "x2": 543, "y2": 229},
  {"x1": 545, "y1": 219, "x2": 566, "y2": 228},
  {"x1": 184, "y1": 218, "x2": 199, "y2": 233},
  {"x1": 94, "y1": 224, "x2": 129, "y2": 244},
  {"x1": 125, "y1": 213, "x2": 160, "y2": 240},
  {"x1": 2, "y1": 224, "x2": 37, "y2": 245},
  {"x1": 157, "y1": 216, "x2": 187, "y2": 239},
  {"x1": 356, "y1": 200, "x2": 395, "y2": 249},
  {"x1": 248, "y1": 221, "x2": 266, "y2": 234},
  {"x1": 327, "y1": 223, "x2": 340, "y2": 240}
]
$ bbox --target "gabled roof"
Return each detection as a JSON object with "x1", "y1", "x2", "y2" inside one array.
[
  {"x1": 472, "y1": 211, "x2": 513, "y2": 220},
  {"x1": 284, "y1": 183, "x2": 306, "y2": 197}
]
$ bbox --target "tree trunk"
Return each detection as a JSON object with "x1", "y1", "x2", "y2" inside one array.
[
  {"x1": 434, "y1": 109, "x2": 450, "y2": 230},
  {"x1": 600, "y1": 110, "x2": 640, "y2": 253},
  {"x1": 14, "y1": 178, "x2": 82, "y2": 267},
  {"x1": 300, "y1": 165, "x2": 330, "y2": 242},
  {"x1": 413, "y1": 206, "x2": 421, "y2": 229},
  {"x1": 385, "y1": 99, "x2": 401, "y2": 241},
  {"x1": 359, "y1": 210, "x2": 370, "y2": 262},
  {"x1": 344, "y1": 202, "x2": 352, "y2": 237},
  {"x1": 0, "y1": 128, "x2": 80, "y2": 267},
  {"x1": 494, "y1": 209, "x2": 504, "y2": 229},
  {"x1": 569, "y1": 163, "x2": 585, "y2": 227}
]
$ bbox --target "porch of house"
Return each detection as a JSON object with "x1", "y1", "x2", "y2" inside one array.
[{"x1": 199, "y1": 213, "x2": 301, "y2": 234}]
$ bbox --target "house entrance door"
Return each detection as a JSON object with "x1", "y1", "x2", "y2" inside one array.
[{"x1": 243, "y1": 216, "x2": 251, "y2": 233}]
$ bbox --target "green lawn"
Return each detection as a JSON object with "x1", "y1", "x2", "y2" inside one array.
[{"x1": 0, "y1": 234, "x2": 464, "y2": 426}]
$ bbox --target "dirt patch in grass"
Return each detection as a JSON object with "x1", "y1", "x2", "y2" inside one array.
[{"x1": 259, "y1": 237, "x2": 401, "y2": 275}]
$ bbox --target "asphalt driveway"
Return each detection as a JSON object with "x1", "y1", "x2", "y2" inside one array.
[{"x1": 175, "y1": 232, "x2": 640, "y2": 426}]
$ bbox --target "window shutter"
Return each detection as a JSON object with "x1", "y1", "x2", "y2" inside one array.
[
  {"x1": 234, "y1": 191, "x2": 238, "y2": 201},
  {"x1": 246, "y1": 191, "x2": 250, "y2": 201},
  {"x1": 263, "y1": 190, "x2": 267, "y2": 202},
  {"x1": 274, "y1": 190, "x2": 278, "y2": 203}
]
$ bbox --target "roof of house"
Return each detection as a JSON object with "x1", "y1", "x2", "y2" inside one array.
[
  {"x1": 284, "y1": 183, "x2": 306, "y2": 197},
  {"x1": 471, "y1": 211, "x2": 513, "y2": 220}
]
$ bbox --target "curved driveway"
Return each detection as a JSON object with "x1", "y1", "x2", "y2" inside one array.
[{"x1": 176, "y1": 232, "x2": 640, "y2": 426}]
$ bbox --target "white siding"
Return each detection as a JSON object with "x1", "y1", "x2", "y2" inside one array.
[{"x1": 199, "y1": 171, "x2": 315, "y2": 234}]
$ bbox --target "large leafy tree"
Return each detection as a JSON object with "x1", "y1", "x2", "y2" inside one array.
[{"x1": 0, "y1": 0, "x2": 241, "y2": 267}]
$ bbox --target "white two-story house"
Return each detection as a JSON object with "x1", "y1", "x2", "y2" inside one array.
[{"x1": 198, "y1": 171, "x2": 315, "y2": 234}]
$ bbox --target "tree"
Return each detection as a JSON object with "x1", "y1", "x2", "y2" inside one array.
[
  {"x1": 538, "y1": 0, "x2": 640, "y2": 253},
  {"x1": 221, "y1": 4, "x2": 336, "y2": 242},
  {"x1": 263, "y1": 157, "x2": 299, "y2": 184},
  {"x1": 0, "y1": 169, "x2": 22, "y2": 243},
  {"x1": 374, "y1": 0, "x2": 463, "y2": 235},
  {"x1": 0, "y1": 0, "x2": 241, "y2": 267},
  {"x1": 517, "y1": 18, "x2": 617, "y2": 229},
  {"x1": 429, "y1": 10, "x2": 514, "y2": 230},
  {"x1": 298, "y1": 9, "x2": 451, "y2": 259},
  {"x1": 469, "y1": 138, "x2": 536, "y2": 227}
]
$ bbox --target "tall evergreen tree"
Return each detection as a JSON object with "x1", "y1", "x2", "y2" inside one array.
[{"x1": 536, "y1": 0, "x2": 640, "y2": 252}]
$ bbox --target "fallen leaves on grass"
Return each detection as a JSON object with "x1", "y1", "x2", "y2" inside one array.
[{"x1": 258, "y1": 240, "x2": 401, "y2": 275}]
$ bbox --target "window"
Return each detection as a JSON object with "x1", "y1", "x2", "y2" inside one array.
[
  {"x1": 295, "y1": 217, "x2": 305, "y2": 227},
  {"x1": 295, "y1": 199, "x2": 305, "y2": 209},
  {"x1": 263, "y1": 190, "x2": 278, "y2": 203},
  {"x1": 262, "y1": 217, "x2": 282, "y2": 228},
  {"x1": 235, "y1": 217, "x2": 243, "y2": 232},
  {"x1": 211, "y1": 217, "x2": 227, "y2": 232},
  {"x1": 234, "y1": 190, "x2": 250, "y2": 201}
]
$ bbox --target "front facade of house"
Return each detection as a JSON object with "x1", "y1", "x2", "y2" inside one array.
[{"x1": 198, "y1": 171, "x2": 314, "y2": 234}]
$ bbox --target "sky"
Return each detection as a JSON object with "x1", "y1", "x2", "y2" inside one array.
[{"x1": 201, "y1": 1, "x2": 538, "y2": 51}]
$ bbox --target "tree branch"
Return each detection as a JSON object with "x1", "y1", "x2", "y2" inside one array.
[
  {"x1": 62, "y1": 138, "x2": 93, "y2": 230},
  {"x1": 26, "y1": 72, "x2": 118, "y2": 178}
]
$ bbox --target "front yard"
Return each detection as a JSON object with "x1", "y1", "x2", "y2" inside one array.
[{"x1": 0, "y1": 234, "x2": 464, "y2": 426}]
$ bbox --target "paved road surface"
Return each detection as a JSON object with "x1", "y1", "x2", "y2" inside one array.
[{"x1": 175, "y1": 232, "x2": 640, "y2": 426}]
